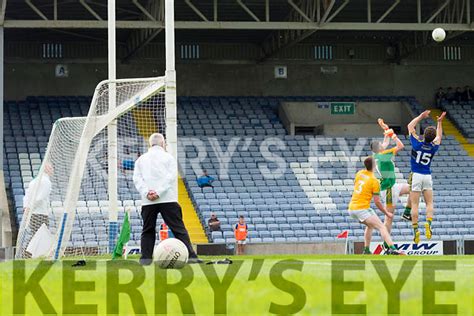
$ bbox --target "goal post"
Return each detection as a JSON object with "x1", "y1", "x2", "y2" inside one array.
[
  {"x1": 107, "y1": 0, "x2": 119, "y2": 254},
  {"x1": 54, "y1": 77, "x2": 166, "y2": 259},
  {"x1": 15, "y1": 0, "x2": 177, "y2": 260},
  {"x1": 165, "y1": 0, "x2": 177, "y2": 165},
  {"x1": 16, "y1": 77, "x2": 167, "y2": 259}
]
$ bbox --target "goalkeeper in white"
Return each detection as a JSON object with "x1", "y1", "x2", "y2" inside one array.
[
  {"x1": 22, "y1": 163, "x2": 53, "y2": 257},
  {"x1": 23, "y1": 163, "x2": 53, "y2": 230}
]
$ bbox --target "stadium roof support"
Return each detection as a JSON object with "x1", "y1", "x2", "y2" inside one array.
[
  {"x1": 326, "y1": 0, "x2": 349, "y2": 23},
  {"x1": 426, "y1": 0, "x2": 451, "y2": 23},
  {"x1": 25, "y1": 0, "x2": 47, "y2": 20},
  {"x1": 236, "y1": 0, "x2": 261, "y2": 22},
  {"x1": 417, "y1": 0, "x2": 422, "y2": 23},
  {"x1": 288, "y1": 0, "x2": 313, "y2": 23},
  {"x1": 396, "y1": 0, "x2": 470, "y2": 61},
  {"x1": 0, "y1": 0, "x2": 6, "y2": 24},
  {"x1": 259, "y1": 0, "x2": 405, "y2": 61},
  {"x1": 0, "y1": 0, "x2": 472, "y2": 32},
  {"x1": 132, "y1": 0, "x2": 156, "y2": 21},
  {"x1": 3, "y1": 20, "x2": 473, "y2": 31},
  {"x1": 320, "y1": 0, "x2": 336, "y2": 24},
  {"x1": 79, "y1": 0, "x2": 103, "y2": 21},
  {"x1": 259, "y1": 0, "x2": 324, "y2": 62},
  {"x1": 122, "y1": 0, "x2": 163, "y2": 63},
  {"x1": 376, "y1": 0, "x2": 399, "y2": 24},
  {"x1": 184, "y1": 0, "x2": 209, "y2": 22}
]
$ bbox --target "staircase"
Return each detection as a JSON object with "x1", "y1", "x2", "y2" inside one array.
[
  {"x1": 178, "y1": 177, "x2": 208, "y2": 244},
  {"x1": 132, "y1": 108, "x2": 160, "y2": 138},
  {"x1": 430, "y1": 109, "x2": 474, "y2": 156}
]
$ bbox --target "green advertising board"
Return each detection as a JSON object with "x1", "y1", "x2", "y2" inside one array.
[{"x1": 330, "y1": 102, "x2": 355, "y2": 115}]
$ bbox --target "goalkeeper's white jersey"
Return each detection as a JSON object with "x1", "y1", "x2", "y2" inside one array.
[
  {"x1": 133, "y1": 145, "x2": 178, "y2": 205},
  {"x1": 23, "y1": 174, "x2": 52, "y2": 215}
]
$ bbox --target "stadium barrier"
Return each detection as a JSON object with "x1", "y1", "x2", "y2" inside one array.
[
  {"x1": 197, "y1": 242, "x2": 346, "y2": 256},
  {"x1": 196, "y1": 243, "x2": 234, "y2": 256},
  {"x1": 464, "y1": 240, "x2": 474, "y2": 254},
  {"x1": 3, "y1": 240, "x2": 474, "y2": 260}
]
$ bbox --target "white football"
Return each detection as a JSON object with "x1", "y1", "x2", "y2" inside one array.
[
  {"x1": 153, "y1": 238, "x2": 189, "y2": 269},
  {"x1": 432, "y1": 28, "x2": 446, "y2": 42}
]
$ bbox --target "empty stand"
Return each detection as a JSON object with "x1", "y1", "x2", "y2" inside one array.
[{"x1": 3, "y1": 95, "x2": 474, "y2": 247}]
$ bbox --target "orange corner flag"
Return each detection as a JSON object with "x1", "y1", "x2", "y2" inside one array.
[{"x1": 337, "y1": 230, "x2": 349, "y2": 239}]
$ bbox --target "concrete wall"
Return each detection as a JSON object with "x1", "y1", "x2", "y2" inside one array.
[
  {"x1": 243, "y1": 242, "x2": 346, "y2": 255},
  {"x1": 5, "y1": 61, "x2": 474, "y2": 104},
  {"x1": 279, "y1": 101, "x2": 413, "y2": 136},
  {"x1": 281, "y1": 101, "x2": 405, "y2": 125},
  {"x1": 323, "y1": 123, "x2": 386, "y2": 137}
]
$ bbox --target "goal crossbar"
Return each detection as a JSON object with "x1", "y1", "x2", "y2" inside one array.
[{"x1": 52, "y1": 77, "x2": 165, "y2": 260}]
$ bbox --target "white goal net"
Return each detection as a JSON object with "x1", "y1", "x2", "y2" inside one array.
[{"x1": 15, "y1": 77, "x2": 169, "y2": 259}]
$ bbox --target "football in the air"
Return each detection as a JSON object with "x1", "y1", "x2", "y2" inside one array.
[{"x1": 432, "y1": 28, "x2": 446, "y2": 42}]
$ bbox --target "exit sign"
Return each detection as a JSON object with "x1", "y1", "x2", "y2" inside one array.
[{"x1": 331, "y1": 102, "x2": 355, "y2": 115}]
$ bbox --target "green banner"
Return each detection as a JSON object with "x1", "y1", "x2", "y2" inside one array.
[{"x1": 331, "y1": 102, "x2": 355, "y2": 115}]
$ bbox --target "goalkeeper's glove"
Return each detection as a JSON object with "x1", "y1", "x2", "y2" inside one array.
[{"x1": 384, "y1": 128, "x2": 397, "y2": 139}]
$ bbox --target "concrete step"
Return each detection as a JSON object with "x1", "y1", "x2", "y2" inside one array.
[{"x1": 178, "y1": 176, "x2": 208, "y2": 244}]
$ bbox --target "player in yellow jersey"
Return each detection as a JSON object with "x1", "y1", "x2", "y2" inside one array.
[{"x1": 348, "y1": 157, "x2": 404, "y2": 255}]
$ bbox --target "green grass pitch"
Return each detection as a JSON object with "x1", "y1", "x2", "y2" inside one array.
[{"x1": 1, "y1": 255, "x2": 473, "y2": 315}]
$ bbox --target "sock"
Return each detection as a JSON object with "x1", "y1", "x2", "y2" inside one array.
[
  {"x1": 403, "y1": 206, "x2": 412, "y2": 216},
  {"x1": 383, "y1": 241, "x2": 389, "y2": 249},
  {"x1": 364, "y1": 246, "x2": 370, "y2": 252},
  {"x1": 427, "y1": 216, "x2": 433, "y2": 227},
  {"x1": 389, "y1": 245, "x2": 397, "y2": 250},
  {"x1": 412, "y1": 222, "x2": 419, "y2": 234}
]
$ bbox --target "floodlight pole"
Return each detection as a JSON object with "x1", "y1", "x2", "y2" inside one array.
[{"x1": 108, "y1": 0, "x2": 118, "y2": 253}]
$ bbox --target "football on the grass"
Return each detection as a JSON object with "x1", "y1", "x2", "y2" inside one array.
[{"x1": 153, "y1": 238, "x2": 189, "y2": 269}]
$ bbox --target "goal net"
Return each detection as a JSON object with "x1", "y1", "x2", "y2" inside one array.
[{"x1": 15, "y1": 77, "x2": 169, "y2": 259}]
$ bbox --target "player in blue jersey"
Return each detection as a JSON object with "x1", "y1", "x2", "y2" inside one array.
[{"x1": 405, "y1": 110, "x2": 446, "y2": 244}]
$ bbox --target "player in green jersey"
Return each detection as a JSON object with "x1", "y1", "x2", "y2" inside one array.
[{"x1": 370, "y1": 119, "x2": 412, "y2": 251}]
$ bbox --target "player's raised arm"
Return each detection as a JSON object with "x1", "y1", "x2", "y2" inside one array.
[
  {"x1": 434, "y1": 112, "x2": 446, "y2": 145},
  {"x1": 377, "y1": 118, "x2": 389, "y2": 131},
  {"x1": 407, "y1": 110, "x2": 431, "y2": 135},
  {"x1": 378, "y1": 118, "x2": 404, "y2": 152},
  {"x1": 391, "y1": 131, "x2": 405, "y2": 153},
  {"x1": 381, "y1": 128, "x2": 405, "y2": 154},
  {"x1": 381, "y1": 133, "x2": 390, "y2": 149},
  {"x1": 378, "y1": 118, "x2": 392, "y2": 149}
]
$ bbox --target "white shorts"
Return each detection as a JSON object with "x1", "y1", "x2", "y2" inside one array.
[
  {"x1": 409, "y1": 173, "x2": 433, "y2": 192},
  {"x1": 348, "y1": 208, "x2": 377, "y2": 222},
  {"x1": 236, "y1": 240, "x2": 247, "y2": 245},
  {"x1": 380, "y1": 183, "x2": 403, "y2": 207}
]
